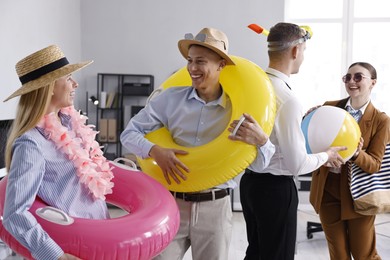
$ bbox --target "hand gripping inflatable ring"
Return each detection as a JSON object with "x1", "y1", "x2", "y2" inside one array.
[
  {"x1": 137, "y1": 55, "x2": 276, "y2": 192},
  {"x1": 0, "y1": 160, "x2": 180, "y2": 260}
]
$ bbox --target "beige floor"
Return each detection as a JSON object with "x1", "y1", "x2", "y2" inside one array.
[
  {"x1": 180, "y1": 208, "x2": 390, "y2": 260},
  {"x1": 2, "y1": 196, "x2": 390, "y2": 260}
]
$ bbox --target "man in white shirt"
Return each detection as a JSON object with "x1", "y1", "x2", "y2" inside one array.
[{"x1": 239, "y1": 22, "x2": 347, "y2": 260}]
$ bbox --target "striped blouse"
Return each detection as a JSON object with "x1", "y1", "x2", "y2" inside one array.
[{"x1": 2, "y1": 112, "x2": 109, "y2": 260}]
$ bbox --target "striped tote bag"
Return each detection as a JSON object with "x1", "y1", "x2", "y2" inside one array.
[{"x1": 349, "y1": 144, "x2": 390, "y2": 215}]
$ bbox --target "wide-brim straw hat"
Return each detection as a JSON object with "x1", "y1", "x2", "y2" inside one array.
[
  {"x1": 4, "y1": 45, "x2": 93, "y2": 102},
  {"x1": 178, "y1": 28, "x2": 235, "y2": 65}
]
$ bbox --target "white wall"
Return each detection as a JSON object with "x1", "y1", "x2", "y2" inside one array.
[
  {"x1": 80, "y1": 0, "x2": 283, "y2": 124},
  {"x1": 0, "y1": 0, "x2": 82, "y2": 120},
  {"x1": 0, "y1": 0, "x2": 283, "y2": 121}
]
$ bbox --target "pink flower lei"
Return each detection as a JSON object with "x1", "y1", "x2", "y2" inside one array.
[{"x1": 37, "y1": 106, "x2": 114, "y2": 200}]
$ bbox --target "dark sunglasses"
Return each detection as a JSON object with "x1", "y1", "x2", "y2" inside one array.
[{"x1": 342, "y1": 73, "x2": 371, "y2": 83}]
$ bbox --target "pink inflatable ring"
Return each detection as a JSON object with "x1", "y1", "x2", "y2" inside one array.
[{"x1": 0, "y1": 160, "x2": 180, "y2": 260}]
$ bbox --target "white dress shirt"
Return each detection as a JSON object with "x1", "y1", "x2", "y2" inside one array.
[{"x1": 260, "y1": 68, "x2": 328, "y2": 177}]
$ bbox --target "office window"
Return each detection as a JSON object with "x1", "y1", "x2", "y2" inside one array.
[
  {"x1": 354, "y1": 0, "x2": 389, "y2": 17},
  {"x1": 286, "y1": 0, "x2": 343, "y2": 19},
  {"x1": 286, "y1": 0, "x2": 390, "y2": 114}
]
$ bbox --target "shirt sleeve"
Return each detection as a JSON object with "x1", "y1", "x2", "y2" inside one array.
[
  {"x1": 249, "y1": 139, "x2": 276, "y2": 172},
  {"x1": 277, "y1": 99, "x2": 328, "y2": 175},
  {"x1": 2, "y1": 135, "x2": 64, "y2": 260},
  {"x1": 120, "y1": 93, "x2": 167, "y2": 158}
]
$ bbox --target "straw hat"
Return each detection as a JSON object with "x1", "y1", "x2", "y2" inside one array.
[
  {"x1": 178, "y1": 28, "x2": 235, "y2": 65},
  {"x1": 4, "y1": 45, "x2": 93, "y2": 102}
]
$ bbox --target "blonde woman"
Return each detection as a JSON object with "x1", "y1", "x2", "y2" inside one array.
[{"x1": 2, "y1": 45, "x2": 113, "y2": 260}]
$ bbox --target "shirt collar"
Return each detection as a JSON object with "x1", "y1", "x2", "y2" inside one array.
[
  {"x1": 266, "y1": 67, "x2": 292, "y2": 89},
  {"x1": 36, "y1": 110, "x2": 72, "y2": 139},
  {"x1": 346, "y1": 98, "x2": 370, "y2": 114},
  {"x1": 188, "y1": 87, "x2": 228, "y2": 108}
]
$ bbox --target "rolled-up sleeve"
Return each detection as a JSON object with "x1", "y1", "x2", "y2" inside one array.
[{"x1": 120, "y1": 104, "x2": 163, "y2": 158}]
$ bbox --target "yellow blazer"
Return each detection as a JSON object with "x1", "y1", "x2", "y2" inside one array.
[{"x1": 310, "y1": 98, "x2": 390, "y2": 218}]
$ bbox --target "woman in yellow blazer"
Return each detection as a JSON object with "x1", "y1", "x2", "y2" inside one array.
[{"x1": 310, "y1": 62, "x2": 390, "y2": 260}]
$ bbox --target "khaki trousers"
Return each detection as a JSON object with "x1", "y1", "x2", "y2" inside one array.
[{"x1": 154, "y1": 196, "x2": 233, "y2": 260}]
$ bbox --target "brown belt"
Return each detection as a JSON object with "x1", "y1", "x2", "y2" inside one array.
[{"x1": 170, "y1": 189, "x2": 230, "y2": 202}]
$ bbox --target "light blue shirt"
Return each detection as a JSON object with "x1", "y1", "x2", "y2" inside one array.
[
  {"x1": 345, "y1": 98, "x2": 370, "y2": 117},
  {"x1": 3, "y1": 112, "x2": 109, "y2": 260},
  {"x1": 121, "y1": 86, "x2": 275, "y2": 189}
]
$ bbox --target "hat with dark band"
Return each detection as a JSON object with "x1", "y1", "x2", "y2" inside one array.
[{"x1": 4, "y1": 45, "x2": 92, "y2": 102}]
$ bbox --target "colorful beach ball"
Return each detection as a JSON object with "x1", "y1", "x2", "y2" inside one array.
[{"x1": 301, "y1": 105, "x2": 361, "y2": 161}]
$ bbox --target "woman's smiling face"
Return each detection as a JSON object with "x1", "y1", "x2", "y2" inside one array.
[
  {"x1": 344, "y1": 65, "x2": 375, "y2": 101},
  {"x1": 50, "y1": 74, "x2": 78, "y2": 111}
]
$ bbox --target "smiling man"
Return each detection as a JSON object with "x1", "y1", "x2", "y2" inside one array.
[{"x1": 120, "y1": 27, "x2": 274, "y2": 260}]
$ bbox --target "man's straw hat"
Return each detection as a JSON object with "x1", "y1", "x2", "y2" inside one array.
[
  {"x1": 178, "y1": 28, "x2": 235, "y2": 65},
  {"x1": 4, "y1": 45, "x2": 92, "y2": 102}
]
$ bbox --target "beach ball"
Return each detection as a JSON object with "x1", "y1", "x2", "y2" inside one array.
[{"x1": 301, "y1": 105, "x2": 361, "y2": 161}]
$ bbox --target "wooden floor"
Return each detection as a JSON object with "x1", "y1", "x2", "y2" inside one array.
[{"x1": 2, "y1": 192, "x2": 390, "y2": 260}]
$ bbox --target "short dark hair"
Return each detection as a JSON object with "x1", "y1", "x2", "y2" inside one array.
[{"x1": 267, "y1": 22, "x2": 303, "y2": 44}]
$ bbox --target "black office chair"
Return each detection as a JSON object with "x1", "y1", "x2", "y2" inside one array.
[{"x1": 306, "y1": 221, "x2": 323, "y2": 239}]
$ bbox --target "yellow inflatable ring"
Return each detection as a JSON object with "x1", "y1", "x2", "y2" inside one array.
[{"x1": 137, "y1": 56, "x2": 276, "y2": 192}]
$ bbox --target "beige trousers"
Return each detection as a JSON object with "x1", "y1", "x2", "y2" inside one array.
[{"x1": 154, "y1": 196, "x2": 233, "y2": 260}]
